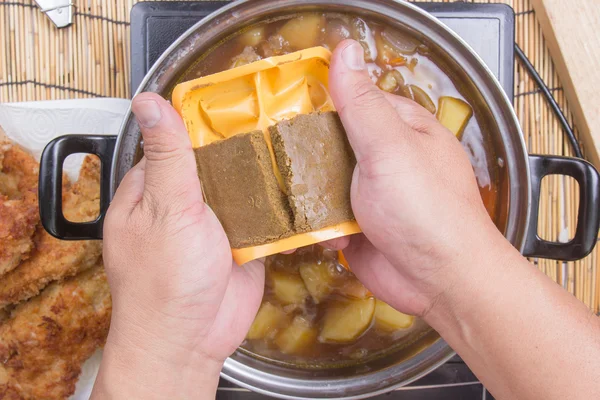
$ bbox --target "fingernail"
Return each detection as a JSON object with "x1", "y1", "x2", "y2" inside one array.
[
  {"x1": 134, "y1": 99, "x2": 162, "y2": 128},
  {"x1": 341, "y1": 42, "x2": 366, "y2": 71}
]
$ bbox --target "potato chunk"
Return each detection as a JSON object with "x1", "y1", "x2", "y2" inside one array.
[
  {"x1": 319, "y1": 298, "x2": 375, "y2": 343},
  {"x1": 299, "y1": 262, "x2": 337, "y2": 303},
  {"x1": 436, "y1": 96, "x2": 473, "y2": 138},
  {"x1": 247, "y1": 302, "x2": 288, "y2": 340},
  {"x1": 374, "y1": 300, "x2": 414, "y2": 331},
  {"x1": 240, "y1": 26, "x2": 265, "y2": 47},
  {"x1": 279, "y1": 14, "x2": 325, "y2": 49},
  {"x1": 270, "y1": 271, "x2": 309, "y2": 305},
  {"x1": 275, "y1": 316, "x2": 318, "y2": 354}
]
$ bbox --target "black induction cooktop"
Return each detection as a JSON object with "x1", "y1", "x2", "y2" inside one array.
[
  {"x1": 130, "y1": 1, "x2": 514, "y2": 98},
  {"x1": 129, "y1": 2, "x2": 514, "y2": 399}
]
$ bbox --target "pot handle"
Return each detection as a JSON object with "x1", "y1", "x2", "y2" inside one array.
[
  {"x1": 39, "y1": 135, "x2": 117, "y2": 240},
  {"x1": 523, "y1": 155, "x2": 600, "y2": 261}
]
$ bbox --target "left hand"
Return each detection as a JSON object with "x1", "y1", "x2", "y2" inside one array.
[{"x1": 92, "y1": 93, "x2": 264, "y2": 399}]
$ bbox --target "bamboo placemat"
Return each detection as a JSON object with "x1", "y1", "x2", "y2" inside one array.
[{"x1": 0, "y1": 0, "x2": 598, "y2": 313}]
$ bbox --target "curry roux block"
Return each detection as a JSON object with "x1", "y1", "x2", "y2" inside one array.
[
  {"x1": 270, "y1": 112, "x2": 357, "y2": 232},
  {"x1": 194, "y1": 131, "x2": 293, "y2": 248}
]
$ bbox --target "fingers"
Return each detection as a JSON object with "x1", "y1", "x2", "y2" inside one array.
[
  {"x1": 343, "y1": 234, "x2": 392, "y2": 273},
  {"x1": 237, "y1": 259, "x2": 266, "y2": 291},
  {"x1": 281, "y1": 236, "x2": 351, "y2": 255},
  {"x1": 131, "y1": 92, "x2": 203, "y2": 212},
  {"x1": 206, "y1": 259, "x2": 265, "y2": 354},
  {"x1": 342, "y1": 235, "x2": 402, "y2": 304},
  {"x1": 319, "y1": 236, "x2": 351, "y2": 251},
  {"x1": 329, "y1": 40, "x2": 412, "y2": 163},
  {"x1": 109, "y1": 158, "x2": 146, "y2": 214},
  {"x1": 383, "y1": 93, "x2": 443, "y2": 136},
  {"x1": 283, "y1": 236, "x2": 350, "y2": 257}
]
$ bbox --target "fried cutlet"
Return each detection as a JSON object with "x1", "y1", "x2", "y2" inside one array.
[
  {"x1": 0, "y1": 307, "x2": 11, "y2": 324},
  {"x1": 0, "y1": 141, "x2": 40, "y2": 276},
  {"x1": 0, "y1": 194, "x2": 39, "y2": 277},
  {"x1": 0, "y1": 139, "x2": 38, "y2": 198},
  {"x1": 0, "y1": 263, "x2": 111, "y2": 400},
  {"x1": 62, "y1": 153, "x2": 102, "y2": 221},
  {"x1": 0, "y1": 156, "x2": 102, "y2": 308}
]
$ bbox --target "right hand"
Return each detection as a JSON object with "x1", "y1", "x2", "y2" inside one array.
[{"x1": 329, "y1": 40, "x2": 509, "y2": 317}]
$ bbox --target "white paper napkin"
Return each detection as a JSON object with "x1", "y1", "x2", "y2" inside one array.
[{"x1": 0, "y1": 98, "x2": 129, "y2": 181}]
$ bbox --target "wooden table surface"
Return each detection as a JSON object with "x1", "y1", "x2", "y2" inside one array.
[
  {"x1": 530, "y1": 0, "x2": 600, "y2": 168},
  {"x1": 0, "y1": 0, "x2": 598, "y2": 311},
  {"x1": 0, "y1": 1, "x2": 597, "y2": 399}
]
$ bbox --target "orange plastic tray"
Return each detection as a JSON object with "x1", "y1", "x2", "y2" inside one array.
[{"x1": 173, "y1": 47, "x2": 361, "y2": 265}]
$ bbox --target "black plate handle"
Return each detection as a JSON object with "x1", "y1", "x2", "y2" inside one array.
[
  {"x1": 523, "y1": 155, "x2": 600, "y2": 260},
  {"x1": 39, "y1": 135, "x2": 117, "y2": 240}
]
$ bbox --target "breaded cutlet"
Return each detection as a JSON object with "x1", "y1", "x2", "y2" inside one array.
[
  {"x1": 0, "y1": 155, "x2": 102, "y2": 308},
  {"x1": 0, "y1": 263, "x2": 111, "y2": 400},
  {"x1": 0, "y1": 141, "x2": 40, "y2": 276}
]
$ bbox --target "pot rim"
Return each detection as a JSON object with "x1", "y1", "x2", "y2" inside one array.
[
  {"x1": 222, "y1": 338, "x2": 456, "y2": 400},
  {"x1": 113, "y1": 0, "x2": 531, "y2": 398}
]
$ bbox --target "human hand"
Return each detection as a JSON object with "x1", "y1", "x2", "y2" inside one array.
[
  {"x1": 328, "y1": 40, "x2": 509, "y2": 318},
  {"x1": 326, "y1": 41, "x2": 600, "y2": 400},
  {"x1": 92, "y1": 93, "x2": 264, "y2": 399}
]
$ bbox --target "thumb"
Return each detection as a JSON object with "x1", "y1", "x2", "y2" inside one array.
[
  {"x1": 329, "y1": 40, "x2": 412, "y2": 163},
  {"x1": 109, "y1": 157, "x2": 146, "y2": 213},
  {"x1": 131, "y1": 92, "x2": 203, "y2": 211}
]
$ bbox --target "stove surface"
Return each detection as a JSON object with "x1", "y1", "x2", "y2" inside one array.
[
  {"x1": 130, "y1": 1, "x2": 514, "y2": 98},
  {"x1": 129, "y1": 2, "x2": 514, "y2": 399}
]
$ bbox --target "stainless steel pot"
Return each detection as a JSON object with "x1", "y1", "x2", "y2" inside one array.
[{"x1": 38, "y1": 0, "x2": 600, "y2": 398}]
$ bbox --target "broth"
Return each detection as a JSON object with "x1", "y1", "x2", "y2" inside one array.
[
  {"x1": 184, "y1": 12, "x2": 499, "y2": 367},
  {"x1": 244, "y1": 246, "x2": 429, "y2": 367}
]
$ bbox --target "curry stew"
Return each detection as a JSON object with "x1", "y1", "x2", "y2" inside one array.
[{"x1": 184, "y1": 13, "x2": 499, "y2": 366}]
